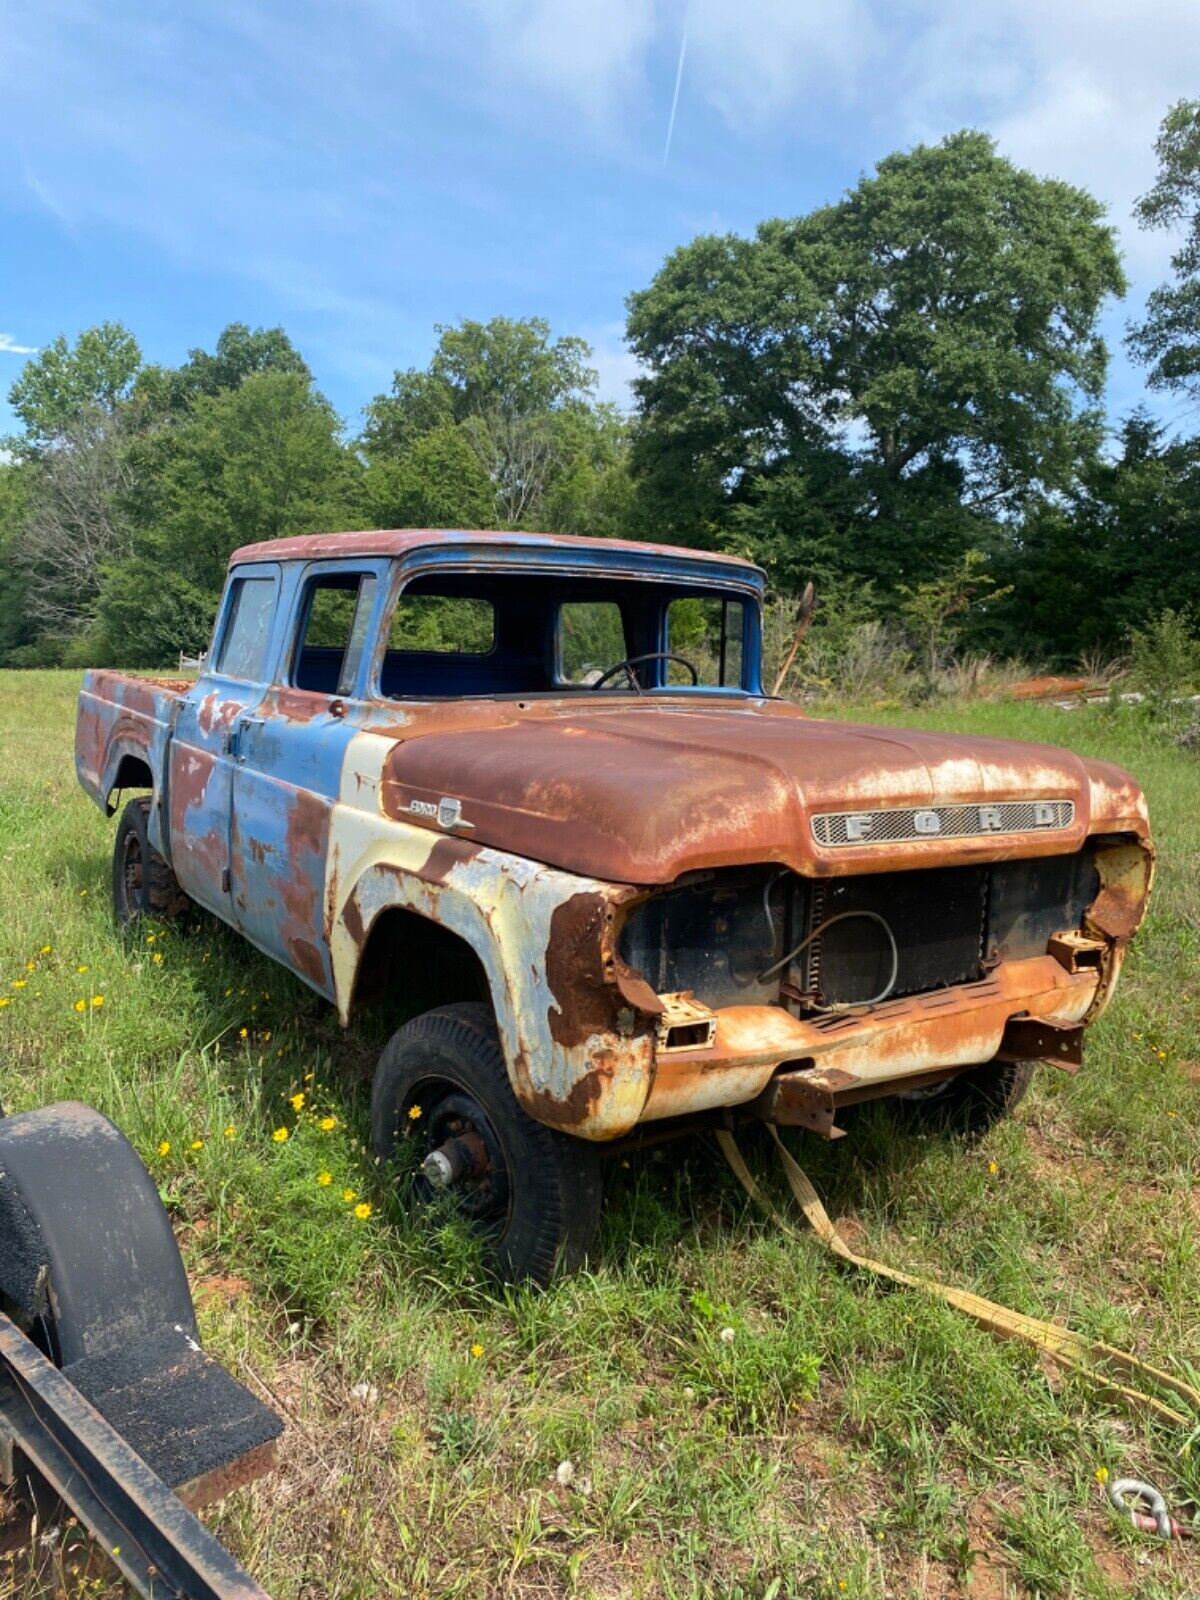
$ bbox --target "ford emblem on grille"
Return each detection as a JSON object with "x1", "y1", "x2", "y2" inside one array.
[{"x1": 811, "y1": 799, "x2": 1075, "y2": 848}]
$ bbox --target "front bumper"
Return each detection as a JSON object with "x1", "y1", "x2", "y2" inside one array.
[{"x1": 640, "y1": 952, "x2": 1106, "y2": 1124}]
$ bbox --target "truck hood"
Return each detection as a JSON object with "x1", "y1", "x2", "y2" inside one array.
[{"x1": 381, "y1": 699, "x2": 1126, "y2": 883}]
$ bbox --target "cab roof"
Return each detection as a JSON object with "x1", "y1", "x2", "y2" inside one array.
[{"x1": 228, "y1": 527, "x2": 762, "y2": 581}]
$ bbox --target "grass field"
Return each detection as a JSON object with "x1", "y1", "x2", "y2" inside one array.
[{"x1": 1, "y1": 670, "x2": 1198, "y2": 1600}]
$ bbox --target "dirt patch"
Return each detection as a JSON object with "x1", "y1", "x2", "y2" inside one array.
[{"x1": 195, "y1": 1272, "x2": 254, "y2": 1307}]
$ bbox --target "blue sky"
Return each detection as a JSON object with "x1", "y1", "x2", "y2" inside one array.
[{"x1": 2, "y1": 0, "x2": 1199, "y2": 441}]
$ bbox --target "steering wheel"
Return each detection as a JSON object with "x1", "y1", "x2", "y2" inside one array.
[{"x1": 590, "y1": 652, "x2": 700, "y2": 692}]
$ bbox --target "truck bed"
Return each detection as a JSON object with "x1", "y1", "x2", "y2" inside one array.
[{"x1": 75, "y1": 669, "x2": 193, "y2": 816}]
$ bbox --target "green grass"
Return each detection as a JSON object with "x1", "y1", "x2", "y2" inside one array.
[{"x1": 1, "y1": 671, "x2": 1198, "y2": 1599}]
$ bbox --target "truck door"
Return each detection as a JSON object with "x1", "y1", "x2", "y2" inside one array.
[
  {"x1": 167, "y1": 565, "x2": 280, "y2": 916},
  {"x1": 227, "y1": 562, "x2": 383, "y2": 998}
]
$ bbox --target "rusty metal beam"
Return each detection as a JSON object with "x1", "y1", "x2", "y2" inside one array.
[
  {"x1": 0, "y1": 1314, "x2": 272, "y2": 1600},
  {"x1": 998, "y1": 1019, "x2": 1084, "y2": 1072}
]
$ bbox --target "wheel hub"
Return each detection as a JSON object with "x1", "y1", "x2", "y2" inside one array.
[{"x1": 413, "y1": 1090, "x2": 509, "y2": 1222}]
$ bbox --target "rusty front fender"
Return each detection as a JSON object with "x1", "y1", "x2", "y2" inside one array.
[{"x1": 327, "y1": 796, "x2": 656, "y2": 1141}]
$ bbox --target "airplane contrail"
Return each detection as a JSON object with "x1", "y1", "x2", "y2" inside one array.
[{"x1": 663, "y1": 1, "x2": 690, "y2": 165}]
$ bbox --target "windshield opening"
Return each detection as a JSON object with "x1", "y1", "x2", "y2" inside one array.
[{"x1": 377, "y1": 570, "x2": 758, "y2": 700}]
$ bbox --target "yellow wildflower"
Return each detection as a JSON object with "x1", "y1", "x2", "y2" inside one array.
[
  {"x1": 1095, "y1": 1466, "x2": 1109, "y2": 1484},
  {"x1": 342, "y1": 1188, "x2": 357, "y2": 1203},
  {"x1": 239, "y1": 1026, "x2": 248, "y2": 1039},
  {"x1": 191, "y1": 1139, "x2": 204, "y2": 1151},
  {"x1": 0, "y1": 997, "x2": 11, "y2": 1010},
  {"x1": 146, "y1": 934, "x2": 156, "y2": 945},
  {"x1": 91, "y1": 995, "x2": 104, "y2": 1008},
  {"x1": 987, "y1": 1160, "x2": 998, "y2": 1175},
  {"x1": 152, "y1": 952, "x2": 163, "y2": 965},
  {"x1": 73, "y1": 998, "x2": 86, "y2": 1012},
  {"x1": 319, "y1": 1115, "x2": 337, "y2": 1132},
  {"x1": 224, "y1": 1125, "x2": 236, "y2": 1139},
  {"x1": 354, "y1": 1202, "x2": 372, "y2": 1220},
  {"x1": 77, "y1": 964, "x2": 89, "y2": 973},
  {"x1": 158, "y1": 1140, "x2": 171, "y2": 1158},
  {"x1": 290, "y1": 1092, "x2": 305, "y2": 1111},
  {"x1": 39, "y1": 945, "x2": 51, "y2": 955},
  {"x1": 470, "y1": 1342, "x2": 484, "y2": 1359},
  {"x1": 317, "y1": 1171, "x2": 332, "y2": 1187},
  {"x1": 24, "y1": 961, "x2": 35, "y2": 972},
  {"x1": 407, "y1": 1104, "x2": 422, "y2": 1121},
  {"x1": 12, "y1": 980, "x2": 26, "y2": 989},
  {"x1": 272, "y1": 1127, "x2": 289, "y2": 1143}
]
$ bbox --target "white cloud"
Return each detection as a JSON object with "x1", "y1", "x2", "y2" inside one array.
[
  {"x1": 468, "y1": 0, "x2": 657, "y2": 123},
  {"x1": 885, "y1": 1, "x2": 1200, "y2": 275},
  {"x1": 0, "y1": 334, "x2": 37, "y2": 356},
  {"x1": 686, "y1": 0, "x2": 881, "y2": 130}
]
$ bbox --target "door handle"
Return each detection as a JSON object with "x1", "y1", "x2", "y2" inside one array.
[{"x1": 226, "y1": 715, "x2": 265, "y2": 761}]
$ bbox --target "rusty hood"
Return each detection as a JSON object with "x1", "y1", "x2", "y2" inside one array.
[{"x1": 381, "y1": 700, "x2": 1131, "y2": 884}]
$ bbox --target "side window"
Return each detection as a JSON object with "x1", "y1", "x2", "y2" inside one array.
[
  {"x1": 387, "y1": 595, "x2": 495, "y2": 654},
  {"x1": 292, "y1": 573, "x2": 377, "y2": 696},
  {"x1": 558, "y1": 601, "x2": 627, "y2": 684},
  {"x1": 216, "y1": 575, "x2": 278, "y2": 682},
  {"x1": 667, "y1": 597, "x2": 745, "y2": 687}
]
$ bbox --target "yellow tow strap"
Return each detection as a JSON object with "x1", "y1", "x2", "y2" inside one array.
[{"x1": 717, "y1": 1126, "x2": 1200, "y2": 1430}]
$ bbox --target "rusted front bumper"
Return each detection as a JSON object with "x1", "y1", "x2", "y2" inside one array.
[{"x1": 638, "y1": 951, "x2": 1104, "y2": 1124}]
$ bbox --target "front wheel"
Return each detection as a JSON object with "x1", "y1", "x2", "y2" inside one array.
[
  {"x1": 371, "y1": 1002, "x2": 602, "y2": 1285},
  {"x1": 112, "y1": 796, "x2": 189, "y2": 927},
  {"x1": 893, "y1": 1058, "x2": 1035, "y2": 1136}
]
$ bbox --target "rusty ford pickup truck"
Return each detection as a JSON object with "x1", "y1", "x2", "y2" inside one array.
[{"x1": 76, "y1": 529, "x2": 1153, "y2": 1281}]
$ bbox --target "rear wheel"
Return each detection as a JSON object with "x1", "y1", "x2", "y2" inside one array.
[
  {"x1": 893, "y1": 1058, "x2": 1035, "y2": 1136},
  {"x1": 371, "y1": 1002, "x2": 602, "y2": 1285},
  {"x1": 112, "y1": 796, "x2": 188, "y2": 927}
]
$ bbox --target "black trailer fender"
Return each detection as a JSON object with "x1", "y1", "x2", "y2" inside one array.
[{"x1": 0, "y1": 1102, "x2": 196, "y2": 1365}]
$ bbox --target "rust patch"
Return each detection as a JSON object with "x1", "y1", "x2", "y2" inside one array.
[
  {"x1": 342, "y1": 892, "x2": 366, "y2": 950},
  {"x1": 197, "y1": 691, "x2": 244, "y2": 738},
  {"x1": 1085, "y1": 839, "x2": 1154, "y2": 944},
  {"x1": 518, "y1": 1064, "x2": 608, "y2": 1129},
  {"x1": 288, "y1": 938, "x2": 325, "y2": 986},
  {"x1": 545, "y1": 892, "x2": 614, "y2": 1049},
  {"x1": 421, "y1": 835, "x2": 481, "y2": 886}
]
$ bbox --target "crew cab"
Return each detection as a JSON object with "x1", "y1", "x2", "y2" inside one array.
[{"x1": 76, "y1": 529, "x2": 1154, "y2": 1281}]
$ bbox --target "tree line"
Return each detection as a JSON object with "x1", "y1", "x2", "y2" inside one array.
[{"x1": 3, "y1": 109, "x2": 1200, "y2": 676}]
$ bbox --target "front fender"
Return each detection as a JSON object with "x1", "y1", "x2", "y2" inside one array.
[{"x1": 327, "y1": 803, "x2": 656, "y2": 1141}]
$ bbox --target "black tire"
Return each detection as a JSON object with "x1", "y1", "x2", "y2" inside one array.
[
  {"x1": 112, "y1": 795, "x2": 188, "y2": 927},
  {"x1": 892, "y1": 1058, "x2": 1035, "y2": 1136},
  {"x1": 371, "y1": 1002, "x2": 602, "y2": 1286}
]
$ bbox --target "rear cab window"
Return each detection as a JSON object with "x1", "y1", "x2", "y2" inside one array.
[
  {"x1": 292, "y1": 572, "x2": 378, "y2": 697},
  {"x1": 215, "y1": 572, "x2": 279, "y2": 682}
]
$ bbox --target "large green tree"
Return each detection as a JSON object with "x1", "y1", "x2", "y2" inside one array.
[
  {"x1": 363, "y1": 316, "x2": 630, "y2": 533},
  {"x1": 93, "y1": 366, "x2": 362, "y2": 665},
  {"x1": 7, "y1": 322, "x2": 142, "y2": 453},
  {"x1": 628, "y1": 131, "x2": 1125, "y2": 588},
  {"x1": 985, "y1": 413, "x2": 1200, "y2": 666},
  {"x1": 1128, "y1": 99, "x2": 1200, "y2": 400}
]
